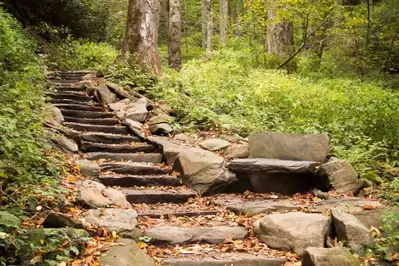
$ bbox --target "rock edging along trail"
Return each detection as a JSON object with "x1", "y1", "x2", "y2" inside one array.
[{"x1": 45, "y1": 71, "x2": 393, "y2": 266}]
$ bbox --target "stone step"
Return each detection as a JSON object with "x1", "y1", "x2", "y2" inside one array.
[
  {"x1": 137, "y1": 209, "x2": 219, "y2": 218},
  {"x1": 48, "y1": 79, "x2": 82, "y2": 84},
  {"x1": 50, "y1": 98, "x2": 93, "y2": 105},
  {"x1": 50, "y1": 86, "x2": 85, "y2": 92},
  {"x1": 161, "y1": 254, "x2": 286, "y2": 266},
  {"x1": 99, "y1": 174, "x2": 181, "y2": 187},
  {"x1": 49, "y1": 92, "x2": 91, "y2": 102},
  {"x1": 143, "y1": 226, "x2": 248, "y2": 245},
  {"x1": 123, "y1": 188, "x2": 196, "y2": 204},
  {"x1": 101, "y1": 162, "x2": 171, "y2": 175},
  {"x1": 87, "y1": 152, "x2": 163, "y2": 163},
  {"x1": 64, "y1": 123, "x2": 129, "y2": 134},
  {"x1": 54, "y1": 103, "x2": 103, "y2": 112},
  {"x1": 64, "y1": 117, "x2": 119, "y2": 126},
  {"x1": 81, "y1": 133, "x2": 140, "y2": 144},
  {"x1": 81, "y1": 141, "x2": 156, "y2": 153},
  {"x1": 60, "y1": 109, "x2": 114, "y2": 119},
  {"x1": 48, "y1": 71, "x2": 95, "y2": 77}
]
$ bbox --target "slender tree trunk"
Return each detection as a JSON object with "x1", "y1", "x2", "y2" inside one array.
[
  {"x1": 205, "y1": 0, "x2": 213, "y2": 59},
  {"x1": 267, "y1": 0, "x2": 294, "y2": 57},
  {"x1": 122, "y1": 0, "x2": 161, "y2": 76},
  {"x1": 201, "y1": 0, "x2": 207, "y2": 48},
  {"x1": 168, "y1": 0, "x2": 182, "y2": 69},
  {"x1": 235, "y1": 0, "x2": 241, "y2": 37},
  {"x1": 219, "y1": 0, "x2": 228, "y2": 44}
]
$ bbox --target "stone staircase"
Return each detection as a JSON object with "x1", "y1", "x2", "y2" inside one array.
[{"x1": 46, "y1": 71, "x2": 386, "y2": 266}]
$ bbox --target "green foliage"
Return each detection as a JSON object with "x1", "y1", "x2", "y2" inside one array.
[{"x1": 43, "y1": 38, "x2": 118, "y2": 71}]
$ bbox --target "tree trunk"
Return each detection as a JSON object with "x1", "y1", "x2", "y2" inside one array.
[
  {"x1": 201, "y1": 0, "x2": 207, "y2": 48},
  {"x1": 267, "y1": 0, "x2": 294, "y2": 57},
  {"x1": 168, "y1": 0, "x2": 182, "y2": 69},
  {"x1": 219, "y1": 0, "x2": 228, "y2": 44},
  {"x1": 122, "y1": 0, "x2": 161, "y2": 76},
  {"x1": 205, "y1": 0, "x2": 213, "y2": 59}
]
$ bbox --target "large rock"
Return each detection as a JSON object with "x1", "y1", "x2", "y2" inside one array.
[
  {"x1": 331, "y1": 209, "x2": 373, "y2": 255},
  {"x1": 100, "y1": 239, "x2": 156, "y2": 266},
  {"x1": 109, "y1": 99, "x2": 131, "y2": 112},
  {"x1": 302, "y1": 247, "x2": 360, "y2": 266},
  {"x1": 84, "y1": 208, "x2": 140, "y2": 240},
  {"x1": 225, "y1": 143, "x2": 249, "y2": 159},
  {"x1": 44, "y1": 212, "x2": 84, "y2": 229},
  {"x1": 149, "y1": 115, "x2": 174, "y2": 135},
  {"x1": 79, "y1": 181, "x2": 131, "y2": 209},
  {"x1": 77, "y1": 160, "x2": 99, "y2": 178},
  {"x1": 143, "y1": 226, "x2": 248, "y2": 245},
  {"x1": 249, "y1": 132, "x2": 329, "y2": 162},
  {"x1": 51, "y1": 106, "x2": 64, "y2": 123},
  {"x1": 50, "y1": 135, "x2": 78, "y2": 154},
  {"x1": 147, "y1": 136, "x2": 186, "y2": 165},
  {"x1": 228, "y1": 158, "x2": 319, "y2": 173},
  {"x1": 123, "y1": 119, "x2": 145, "y2": 139},
  {"x1": 173, "y1": 147, "x2": 236, "y2": 195},
  {"x1": 199, "y1": 139, "x2": 230, "y2": 151},
  {"x1": 254, "y1": 212, "x2": 331, "y2": 255},
  {"x1": 316, "y1": 159, "x2": 364, "y2": 195},
  {"x1": 107, "y1": 82, "x2": 132, "y2": 99},
  {"x1": 117, "y1": 98, "x2": 148, "y2": 122},
  {"x1": 95, "y1": 83, "x2": 118, "y2": 106}
]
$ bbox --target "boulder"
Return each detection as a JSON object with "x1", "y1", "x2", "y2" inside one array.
[
  {"x1": 95, "y1": 83, "x2": 118, "y2": 106},
  {"x1": 228, "y1": 158, "x2": 319, "y2": 173},
  {"x1": 143, "y1": 226, "x2": 248, "y2": 245},
  {"x1": 302, "y1": 247, "x2": 361, "y2": 266},
  {"x1": 82, "y1": 73, "x2": 96, "y2": 80},
  {"x1": 45, "y1": 121, "x2": 80, "y2": 142},
  {"x1": 51, "y1": 106, "x2": 64, "y2": 123},
  {"x1": 123, "y1": 119, "x2": 145, "y2": 139},
  {"x1": 77, "y1": 160, "x2": 99, "y2": 178},
  {"x1": 174, "y1": 147, "x2": 236, "y2": 195},
  {"x1": 249, "y1": 132, "x2": 329, "y2": 162},
  {"x1": 84, "y1": 208, "x2": 140, "y2": 240},
  {"x1": 316, "y1": 159, "x2": 364, "y2": 194},
  {"x1": 199, "y1": 138, "x2": 230, "y2": 151},
  {"x1": 100, "y1": 238, "x2": 156, "y2": 266},
  {"x1": 43, "y1": 212, "x2": 84, "y2": 229},
  {"x1": 225, "y1": 143, "x2": 249, "y2": 159},
  {"x1": 254, "y1": 212, "x2": 331, "y2": 255},
  {"x1": 79, "y1": 181, "x2": 131, "y2": 209},
  {"x1": 149, "y1": 123, "x2": 174, "y2": 135},
  {"x1": 109, "y1": 99, "x2": 131, "y2": 112},
  {"x1": 331, "y1": 209, "x2": 373, "y2": 255},
  {"x1": 147, "y1": 136, "x2": 187, "y2": 165},
  {"x1": 117, "y1": 98, "x2": 148, "y2": 122},
  {"x1": 50, "y1": 135, "x2": 78, "y2": 154},
  {"x1": 107, "y1": 82, "x2": 132, "y2": 99}
]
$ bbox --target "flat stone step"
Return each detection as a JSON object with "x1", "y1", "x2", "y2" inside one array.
[
  {"x1": 99, "y1": 174, "x2": 181, "y2": 187},
  {"x1": 161, "y1": 254, "x2": 286, "y2": 266},
  {"x1": 48, "y1": 79, "x2": 82, "y2": 84},
  {"x1": 50, "y1": 86, "x2": 85, "y2": 92},
  {"x1": 101, "y1": 162, "x2": 172, "y2": 175},
  {"x1": 137, "y1": 209, "x2": 219, "y2": 218},
  {"x1": 228, "y1": 158, "x2": 320, "y2": 174},
  {"x1": 87, "y1": 152, "x2": 163, "y2": 163},
  {"x1": 81, "y1": 141, "x2": 156, "y2": 153},
  {"x1": 81, "y1": 133, "x2": 140, "y2": 144},
  {"x1": 64, "y1": 117, "x2": 119, "y2": 125},
  {"x1": 123, "y1": 188, "x2": 196, "y2": 204},
  {"x1": 49, "y1": 92, "x2": 91, "y2": 102},
  {"x1": 54, "y1": 104, "x2": 103, "y2": 112},
  {"x1": 60, "y1": 109, "x2": 114, "y2": 119},
  {"x1": 50, "y1": 98, "x2": 93, "y2": 105},
  {"x1": 143, "y1": 226, "x2": 248, "y2": 245},
  {"x1": 64, "y1": 123, "x2": 129, "y2": 134}
]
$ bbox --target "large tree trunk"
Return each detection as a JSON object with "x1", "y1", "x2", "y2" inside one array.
[
  {"x1": 267, "y1": 1, "x2": 294, "y2": 57},
  {"x1": 168, "y1": 0, "x2": 182, "y2": 69},
  {"x1": 201, "y1": 0, "x2": 207, "y2": 48},
  {"x1": 219, "y1": 0, "x2": 228, "y2": 44},
  {"x1": 205, "y1": 0, "x2": 213, "y2": 58},
  {"x1": 122, "y1": 0, "x2": 161, "y2": 76}
]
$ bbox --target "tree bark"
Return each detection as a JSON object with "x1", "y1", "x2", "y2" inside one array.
[
  {"x1": 219, "y1": 0, "x2": 228, "y2": 44},
  {"x1": 122, "y1": 0, "x2": 161, "y2": 76},
  {"x1": 168, "y1": 0, "x2": 182, "y2": 69},
  {"x1": 205, "y1": 0, "x2": 213, "y2": 59},
  {"x1": 201, "y1": 0, "x2": 207, "y2": 48},
  {"x1": 267, "y1": 0, "x2": 294, "y2": 57}
]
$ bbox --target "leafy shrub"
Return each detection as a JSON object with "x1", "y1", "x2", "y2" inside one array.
[{"x1": 44, "y1": 38, "x2": 118, "y2": 71}]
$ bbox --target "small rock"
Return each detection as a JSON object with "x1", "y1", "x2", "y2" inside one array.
[
  {"x1": 50, "y1": 135, "x2": 78, "y2": 154},
  {"x1": 174, "y1": 133, "x2": 196, "y2": 143},
  {"x1": 100, "y1": 238, "x2": 156, "y2": 266},
  {"x1": 95, "y1": 83, "x2": 118, "y2": 107},
  {"x1": 225, "y1": 143, "x2": 249, "y2": 159},
  {"x1": 199, "y1": 138, "x2": 230, "y2": 151},
  {"x1": 82, "y1": 73, "x2": 96, "y2": 80},
  {"x1": 77, "y1": 160, "x2": 99, "y2": 178},
  {"x1": 44, "y1": 212, "x2": 84, "y2": 229},
  {"x1": 249, "y1": 132, "x2": 329, "y2": 162},
  {"x1": 302, "y1": 247, "x2": 360, "y2": 266},
  {"x1": 51, "y1": 106, "x2": 64, "y2": 123},
  {"x1": 79, "y1": 181, "x2": 131, "y2": 209},
  {"x1": 254, "y1": 212, "x2": 331, "y2": 255},
  {"x1": 84, "y1": 208, "x2": 140, "y2": 240},
  {"x1": 220, "y1": 134, "x2": 242, "y2": 142},
  {"x1": 123, "y1": 119, "x2": 145, "y2": 139},
  {"x1": 174, "y1": 147, "x2": 236, "y2": 195},
  {"x1": 316, "y1": 159, "x2": 364, "y2": 195},
  {"x1": 109, "y1": 99, "x2": 131, "y2": 112},
  {"x1": 331, "y1": 208, "x2": 373, "y2": 255},
  {"x1": 312, "y1": 188, "x2": 330, "y2": 200},
  {"x1": 149, "y1": 123, "x2": 174, "y2": 135}
]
